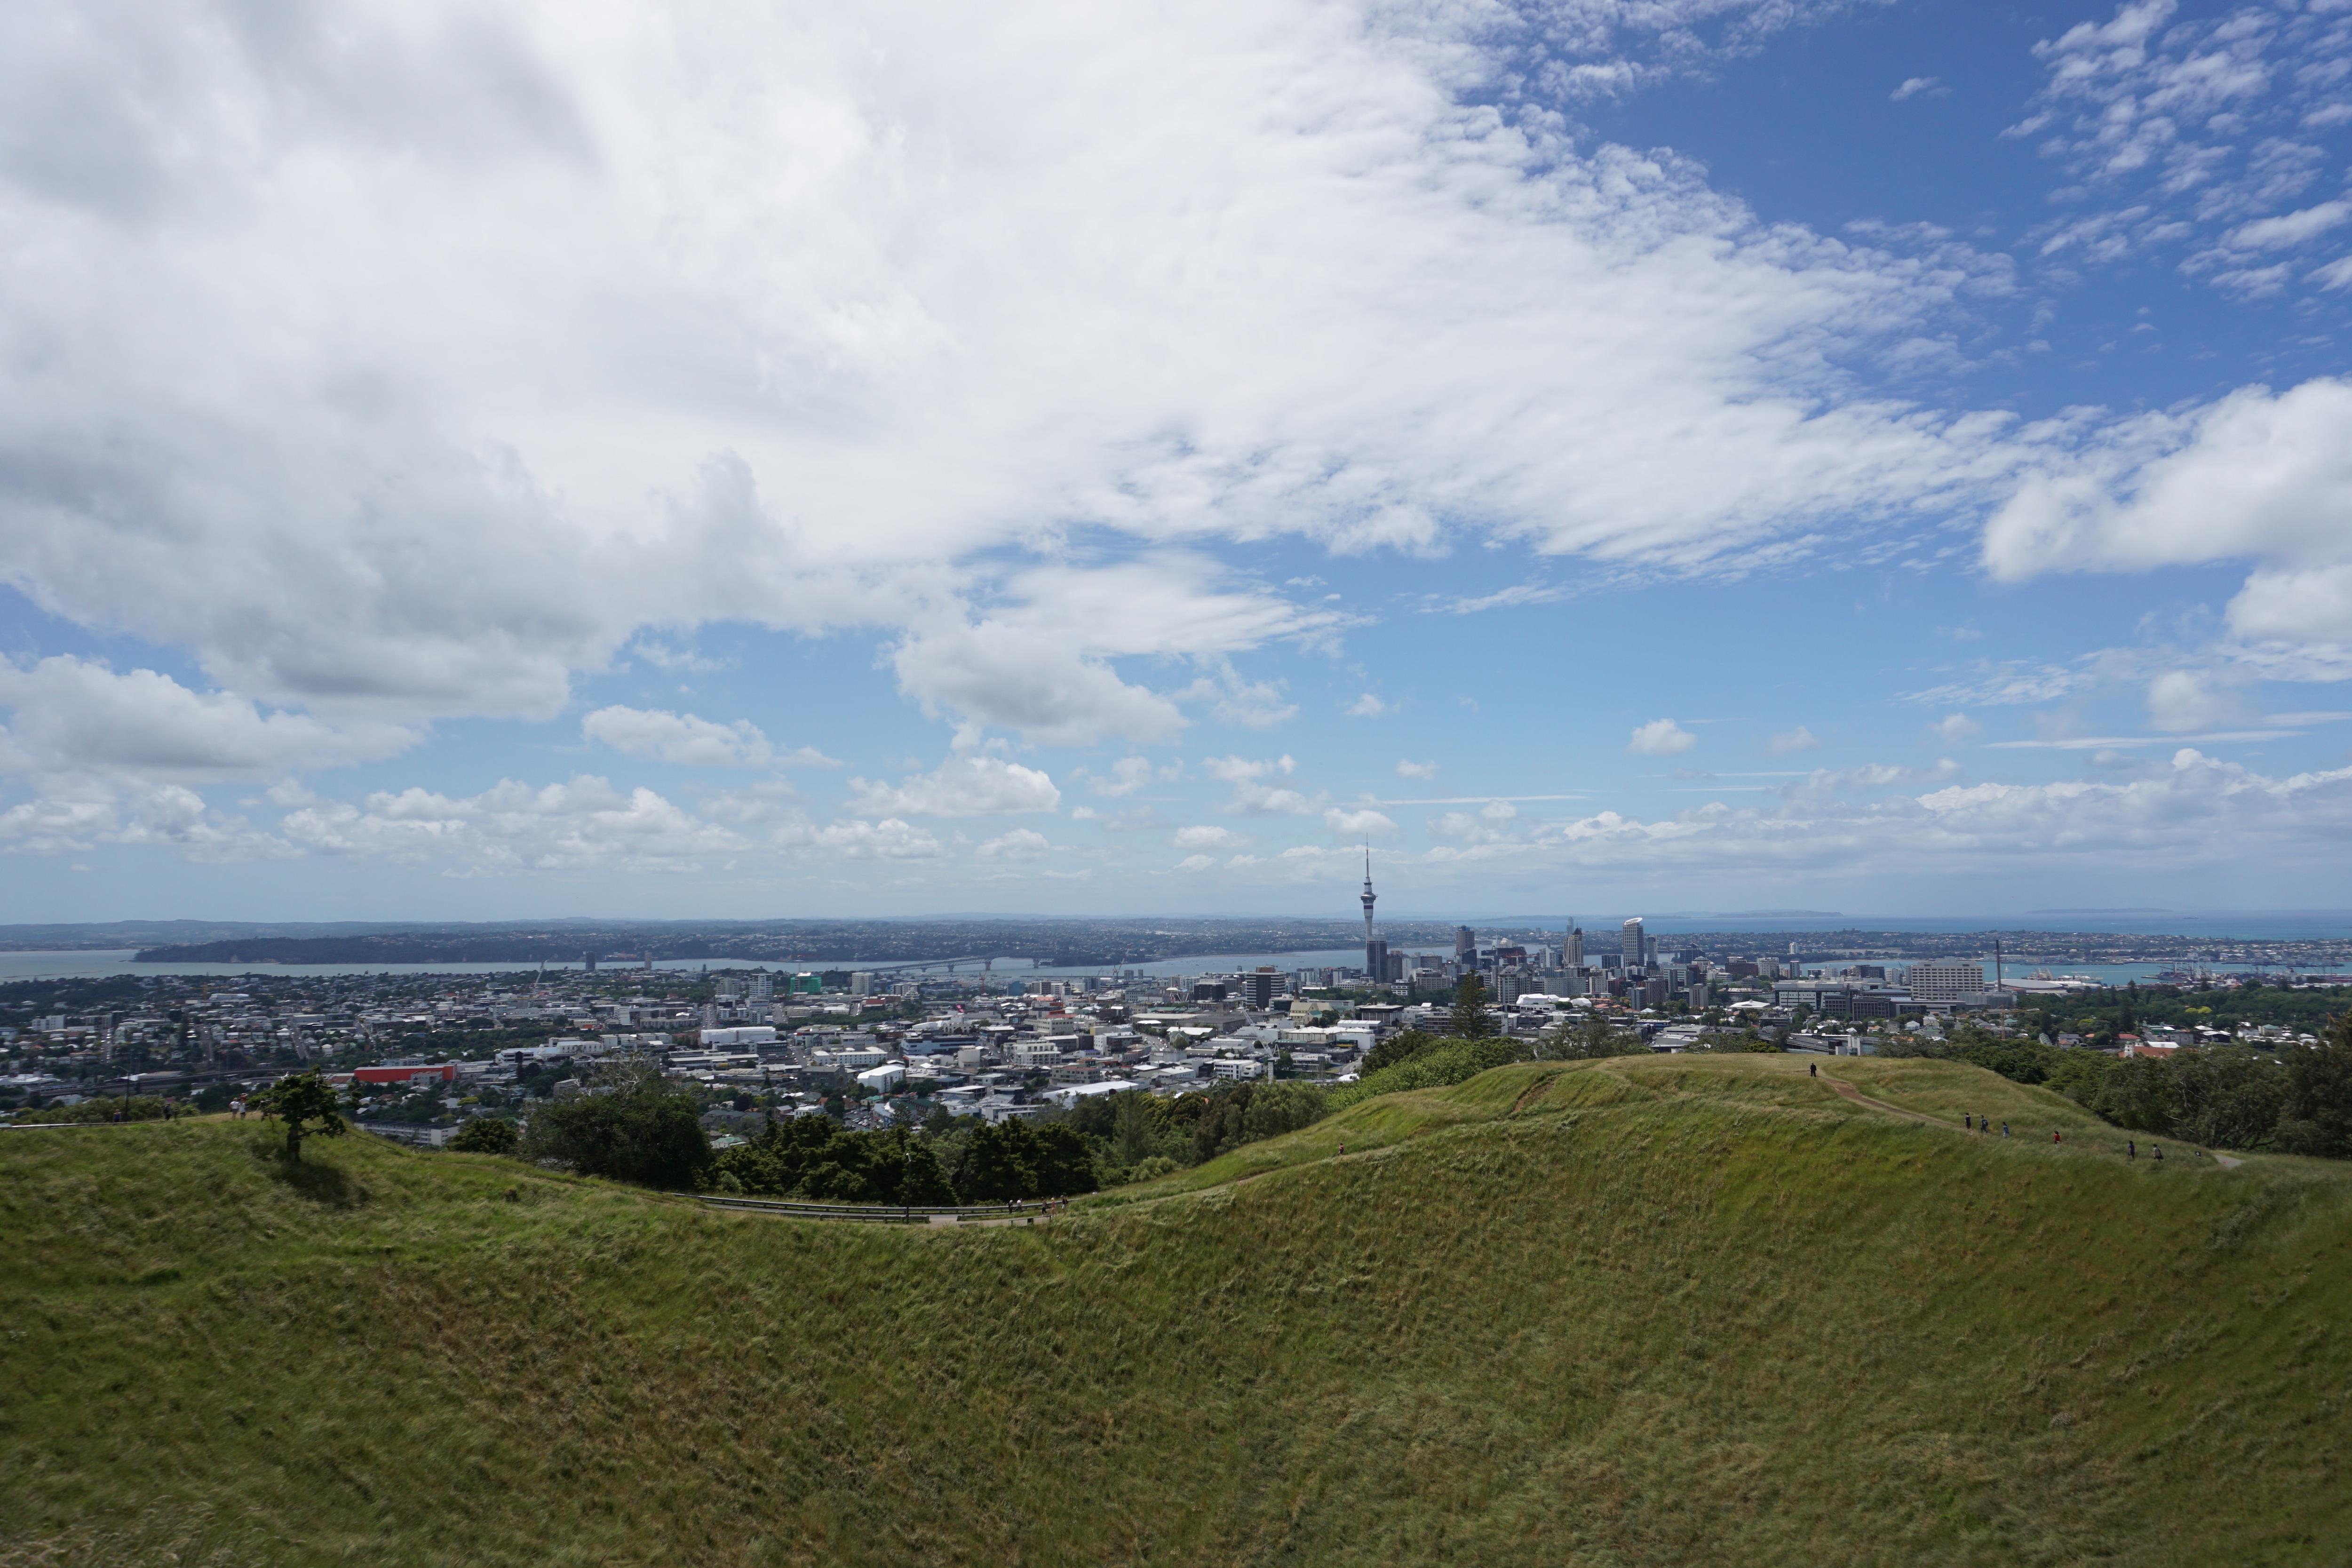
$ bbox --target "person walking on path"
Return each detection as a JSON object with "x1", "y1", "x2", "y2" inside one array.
[
  {"x1": 2053, "y1": 1130, "x2": 2063, "y2": 1144},
  {"x1": 1809, "y1": 1063, "x2": 1817, "y2": 1077},
  {"x1": 2153, "y1": 1144, "x2": 2163, "y2": 1163},
  {"x1": 1965, "y1": 1114, "x2": 1973, "y2": 1130},
  {"x1": 2002, "y1": 1123, "x2": 2010, "y2": 1138},
  {"x1": 2128, "y1": 1140, "x2": 2137, "y2": 1160}
]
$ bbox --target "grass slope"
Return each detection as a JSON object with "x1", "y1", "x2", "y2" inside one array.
[{"x1": 4, "y1": 1055, "x2": 2349, "y2": 1566}]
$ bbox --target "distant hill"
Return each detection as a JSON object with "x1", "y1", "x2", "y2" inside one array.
[
  {"x1": 120, "y1": 917, "x2": 1464, "y2": 968},
  {"x1": 3, "y1": 1055, "x2": 2345, "y2": 1563}
]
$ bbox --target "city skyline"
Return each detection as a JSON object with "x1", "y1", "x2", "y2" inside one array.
[{"x1": 4, "y1": 0, "x2": 2352, "y2": 922}]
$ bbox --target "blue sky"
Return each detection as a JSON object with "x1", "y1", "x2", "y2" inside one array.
[{"x1": 3, "y1": 0, "x2": 2351, "y2": 922}]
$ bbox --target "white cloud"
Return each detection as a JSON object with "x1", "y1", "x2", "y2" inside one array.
[
  {"x1": 803, "y1": 817, "x2": 944, "y2": 860},
  {"x1": 2144, "y1": 670, "x2": 2245, "y2": 733},
  {"x1": 1395, "y1": 759, "x2": 1441, "y2": 780},
  {"x1": 2227, "y1": 202, "x2": 2352, "y2": 252},
  {"x1": 1345, "y1": 693, "x2": 1391, "y2": 718},
  {"x1": 2017, "y1": 0, "x2": 2352, "y2": 297},
  {"x1": 1986, "y1": 378, "x2": 2352, "y2": 647},
  {"x1": 282, "y1": 774, "x2": 748, "y2": 873},
  {"x1": 1092, "y1": 757, "x2": 1160, "y2": 797},
  {"x1": 0, "y1": 656, "x2": 413, "y2": 783},
  {"x1": 1175, "y1": 658, "x2": 1300, "y2": 732},
  {"x1": 1764, "y1": 725, "x2": 1821, "y2": 756},
  {"x1": 848, "y1": 756, "x2": 1061, "y2": 818},
  {"x1": 1172, "y1": 824, "x2": 1252, "y2": 851},
  {"x1": 1890, "y1": 76, "x2": 1946, "y2": 102},
  {"x1": 1931, "y1": 712, "x2": 1982, "y2": 744},
  {"x1": 1499, "y1": 748, "x2": 2352, "y2": 880},
  {"x1": 1175, "y1": 853, "x2": 1219, "y2": 873},
  {"x1": 1204, "y1": 754, "x2": 1326, "y2": 816},
  {"x1": 1627, "y1": 718, "x2": 1698, "y2": 756},
  {"x1": 0, "y1": 782, "x2": 288, "y2": 861},
  {"x1": 1323, "y1": 806, "x2": 1398, "y2": 838},
  {"x1": 581, "y1": 705, "x2": 773, "y2": 767},
  {"x1": 977, "y1": 828, "x2": 1053, "y2": 860},
  {"x1": 0, "y1": 0, "x2": 2090, "y2": 777}
]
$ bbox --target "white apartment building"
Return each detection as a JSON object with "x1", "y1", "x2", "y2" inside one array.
[{"x1": 1906, "y1": 961, "x2": 1987, "y2": 1005}]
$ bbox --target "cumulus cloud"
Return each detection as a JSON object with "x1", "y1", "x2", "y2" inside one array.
[
  {"x1": 1205, "y1": 754, "x2": 1326, "y2": 815},
  {"x1": 282, "y1": 775, "x2": 747, "y2": 873},
  {"x1": 1764, "y1": 725, "x2": 1821, "y2": 756},
  {"x1": 1395, "y1": 759, "x2": 1441, "y2": 780},
  {"x1": 1091, "y1": 757, "x2": 1160, "y2": 797},
  {"x1": 1628, "y1": 718, "x2": 1698, "y2": 756},
  {"x1": 977, "y1": 828, "x2": 1053, "y2": 860},
  {"x1": 0, "y1": 782, "x2": 288, "y2": 861},
  {"x1": 801, "y1": 817, "x2": 944, "y2": 860},
  {"x1": 1890, "y1": 76, "x2": 1946, "y2": 102},
  {"x1": 1985, "y1": 379, "x2": 2352, "y2": 646},
  {"x1": 1323, "y1": 806, "x2": 1398, "y2": 837},
  {"x1": 581, "y1": 705, "x2": 775, "y2": 767},
  {"x1": 1172, "y1": 824, "x2": 1253, "y2": 851},
  {"x1": 0, "y1": 656, "x2": 414, "y2": 782},
  {"x1": 1503, "y1": 748, "x2": 2352, "y2": 878},
  {"x1": 1175, "y1": 853, "x2": 1219, "y2": 872},
  {"x1": 2144, "y1": 670, "x2": 2246, "y2": 733},
  {"x1": 1175, "y1": 658, "x2": 1301, "y2": 732},
  {"x1": 1345, "y1": 693, "x2": 1391, "y2": 718},
  {"x1": 848, "y1": 756, "x2": 1061, "y2": 818},
  {"x1": 1931, "y1": 712, "x2": 1982, "y2": 744}
]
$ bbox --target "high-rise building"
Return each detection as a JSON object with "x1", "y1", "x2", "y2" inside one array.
[
  {"x1": 1454, "y1": 925, "x2": 1476, "y2": 961},
  {"x1": 1361, "y1": 845, "x2": 1384, "y2": 981},
  {"x1": 1621, "y1": 918, "x2": 1644, "y2": 968},
  {"x1": 1564, "y1": 926, "x2": 1584, "y2": 968},
  {"x1": 1907, "y1": 961, "x2": 1987, "y2": 1005}
]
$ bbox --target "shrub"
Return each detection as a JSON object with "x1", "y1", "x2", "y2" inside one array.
[{"x1": 450, "y1": 1117, "x2": 520, "y2": 1155}]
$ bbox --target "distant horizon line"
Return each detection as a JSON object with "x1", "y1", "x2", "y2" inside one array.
[{"x1": 7, "y1": 909, "x2": 2352, "y2": 931}]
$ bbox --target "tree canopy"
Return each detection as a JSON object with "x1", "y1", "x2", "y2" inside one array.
[{"x1": 258, "y1": 1070, "x2": 346, "y2": 1162}]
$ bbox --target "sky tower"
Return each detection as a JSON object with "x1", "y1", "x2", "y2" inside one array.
[{"x1": 1360, "y1": 843, "x2": 1388, "y2": 985}]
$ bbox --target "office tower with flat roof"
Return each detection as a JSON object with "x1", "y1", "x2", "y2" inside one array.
[
  {"x1": 1621, "y1": 917, "x2": 1644, "y2": 969},
  {"x1": 1454, "y1": 925, "x2": 1476, "y2": 961}
]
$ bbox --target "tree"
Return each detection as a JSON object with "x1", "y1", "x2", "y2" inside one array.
[
  {"x1": 258, "y1": 1070, "x2": 346, "y2": 1162},
  {"x1": 524, "y1": 1060, "x2": 710, "y2": 1190},
  {"x1": 1032, "y1": 1122, "x2": 1099, "y2": 1197},
  {"x1": 1545, "y1": 1012, "x2": 1645, "y2": 1059},
  {"x1": 898, "y1": 1136, "x2": 958, "y2": 1206},
  {"x1": 1241, "y1": 1081, "x2": 1328, "y2": 1141},
  {"x1": 1363, "y1": 1028, "x2": 1439, "y2": 1075},
  {"x1": 960, "y1": 1119, "x2": 1041, "y2": 1202},
  {"x1": 1450, "y1": 975, "x2": 1495, "y2": 1039},
  {"x1": 2277, "y1": 1011, "x2": 2352, "y2": 1158},
  {"x1": 451, "y1": 1117, "x2": 520, "y2": 1155}
]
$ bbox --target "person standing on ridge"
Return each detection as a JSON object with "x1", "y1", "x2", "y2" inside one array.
[{"x1": 2128, "y1": 1140, "x2": 2136, "y2": 1160}]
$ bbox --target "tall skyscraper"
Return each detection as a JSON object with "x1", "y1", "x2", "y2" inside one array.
[
  {"x1": 1564, "y1": 925, "x2": 1583, "y2": 968},
  {"x1": 1621, "y1": 917, "x2": 1644, "y2": 969},
  {"x1": 1454, "y1": 925, "x2": 1476, "y2": 961},
  {"x1": 1361, "y1": 845, "x2": 1386, "y2": 983}
]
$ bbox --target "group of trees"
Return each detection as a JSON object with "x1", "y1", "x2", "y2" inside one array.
[
  {"x1": 710, "y1": 1113, "x2": 1098, "y2": 1203},
  {"x1": 1890, "y1": 1011, "x2": 2352, "y2": 1156}
]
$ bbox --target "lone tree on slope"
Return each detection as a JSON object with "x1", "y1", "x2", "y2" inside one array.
[{"x1": 259, "y1": 1070, "x2": 347, "y2": 1163}]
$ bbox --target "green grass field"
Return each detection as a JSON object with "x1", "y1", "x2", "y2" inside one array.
[{"x1": 4, "y1": 1054, "x2": 2348, "y2": 1565}]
